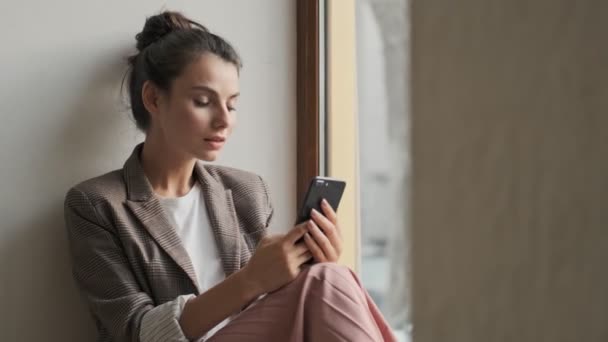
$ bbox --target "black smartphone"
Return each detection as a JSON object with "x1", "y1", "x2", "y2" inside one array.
[{"x1": 296, "y1": 176, "x2": 346, "y2": 225}]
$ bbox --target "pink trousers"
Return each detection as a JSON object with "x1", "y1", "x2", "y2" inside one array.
[{"x1": 209, "y1": 262, "x2": 397, "y2": 342}]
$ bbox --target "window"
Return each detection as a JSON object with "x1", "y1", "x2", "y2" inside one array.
[
  {"x1": 356, "y1": 1, "x2": 410, "y2": 341},
  {"x1": 297, "y1": 2, "x2": 410, "y2": 339}
]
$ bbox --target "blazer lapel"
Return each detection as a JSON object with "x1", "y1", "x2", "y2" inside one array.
[
  {"x1": 123, "y1": 144, "x2": 201, "y2": 293},
  {"x1": 195, "y1": 163, "x2": 242, "y2": 277}
]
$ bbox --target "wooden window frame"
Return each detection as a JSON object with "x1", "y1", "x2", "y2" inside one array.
[
  {"x1": 297, "y1": 0, "x2": 359, "y2": 270},
  {"x1": 296, "y1": 0, "x2": 321, "y2": 210}
]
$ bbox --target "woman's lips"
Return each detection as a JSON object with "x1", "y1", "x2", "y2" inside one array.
[{"x1": 204, "y1": 137, "x2": 225, "y2": 150}]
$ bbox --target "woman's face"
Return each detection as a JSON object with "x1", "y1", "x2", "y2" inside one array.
[{"x1": 154, "y1": 52, "x2": 240, "y2": 162}]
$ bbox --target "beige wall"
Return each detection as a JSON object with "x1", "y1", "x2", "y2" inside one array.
[
  {"x1": 0, "y1": 1, "x2": 295, "y2": 340},
  {"x1": 410, "y1": 1, "x2": 608, "y2": 341}
]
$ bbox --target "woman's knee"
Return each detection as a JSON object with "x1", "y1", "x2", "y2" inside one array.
[
  {"x1": 301, "y1": 262, "x2": 360, "y2": 290},
  {"x1": 305, "y1": 262, "x2": 351, "y2": 277}
]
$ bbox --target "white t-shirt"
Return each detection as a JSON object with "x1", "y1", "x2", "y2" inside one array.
[
  {"x1": 140, "y1": 181, "x2": 230, "y2": 341},
  {"x1": 159, "y1": 181, "x2": 226, "y2": 292}
]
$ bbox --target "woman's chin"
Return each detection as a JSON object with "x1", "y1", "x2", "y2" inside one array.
[{"x1": 198, "y1": 150, "x2": 220, "y2": 162}]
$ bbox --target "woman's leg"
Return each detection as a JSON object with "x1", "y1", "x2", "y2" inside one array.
[{"x1": 208, "y1": 263, "x2": 396, "y2": 342}]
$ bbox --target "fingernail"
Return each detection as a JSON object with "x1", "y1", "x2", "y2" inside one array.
[
  {"x1": 322, "y1": 199, "x2": 328, "y2": 206},
  {"x1": 311, "y1": 208, "x2": 319, "y2": 216}
]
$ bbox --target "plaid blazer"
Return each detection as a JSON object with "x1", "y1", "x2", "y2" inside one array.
[{"x1": 64, "y1": 143, "x2": 273, "y2": 342}]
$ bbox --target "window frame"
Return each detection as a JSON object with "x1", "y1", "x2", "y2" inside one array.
[{"x1": 297, "y1": 0, "x2": 359, "y2": 270}]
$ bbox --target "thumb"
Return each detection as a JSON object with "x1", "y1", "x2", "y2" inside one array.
[
  {"x1": 259, "y1": 234, "x2": 281, "y2": 247},
  {"x1": 284, "y1": 222, "x2": 309, "y2": 244}
]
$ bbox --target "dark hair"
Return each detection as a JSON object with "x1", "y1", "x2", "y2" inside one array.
[{"x1": 124, "y1": 11, "x2": 242, "y2": 131}]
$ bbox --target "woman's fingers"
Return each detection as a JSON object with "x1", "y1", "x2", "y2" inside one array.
[
  {"x1": 297, "y1": 251, "x2": 313, "y2": 265},
  {"x1": 311, "y1": 208, "x2": 333, "y2": 231},
  {"x1": 307, "y1": 221, "x2": 338, "y2": 261},
  {"x1": 292, "y1": 241, "x2": 309, "y2": 256},
  {"x1": 303, "y1": 232, "x2": 327, "y2": 262},
  {"x1": 320, "y1": 199, "x2": 338, "y2": 226},
  {"x1": 284, "y1": 222, "x2": 309, "y2": 245},
  {"x1": 311, "y1": 208, "x2": 342, "y2": 257}
]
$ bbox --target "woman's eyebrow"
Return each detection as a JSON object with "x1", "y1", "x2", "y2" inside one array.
[{"x1": 191, "y1": 85, "x2": 240, "y2": 99}]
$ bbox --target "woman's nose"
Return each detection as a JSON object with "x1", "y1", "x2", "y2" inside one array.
[{"x1": 212, "y1": 105, "x2": 231, "y2": 129}]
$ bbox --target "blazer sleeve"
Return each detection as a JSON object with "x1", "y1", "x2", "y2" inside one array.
[
  {"x1": 139, "y1": 294, "x2": 196, "y2": 342},
  {"x1": 258, "y1": 175, "x2": 275, "y2": 229},
  {"x1": 64, "y1": 186, "x2": 154, "y2": 342}
]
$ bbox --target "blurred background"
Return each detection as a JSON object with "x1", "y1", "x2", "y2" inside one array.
[
  {"x1": 356, "y1": 0, "x2": 411, "y2": 341},
  {"x1": 355, "y1": 0, "x2": 608, "y2": 342}
]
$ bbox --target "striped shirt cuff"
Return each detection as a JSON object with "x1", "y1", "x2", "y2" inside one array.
[{"x1": 140, "y1": 294, "x2": 196, "y2": 342}]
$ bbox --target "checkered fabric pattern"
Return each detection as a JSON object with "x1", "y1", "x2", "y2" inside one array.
[{"x1": 64, "y1": 143, "x2": 273, "y2": 341}]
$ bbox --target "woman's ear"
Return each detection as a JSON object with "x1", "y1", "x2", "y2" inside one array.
[{"x1": 141, "y1": 80, "x2": 164, "y2": 118}]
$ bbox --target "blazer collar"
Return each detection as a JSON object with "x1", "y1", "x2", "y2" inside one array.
[{"x1": 123, "y1": 143, "x2": 242, "y2": 292}]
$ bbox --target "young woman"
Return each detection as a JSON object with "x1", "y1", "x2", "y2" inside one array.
[{"x1": 64, "y1": 11, "x2": 396, "y2": 342}]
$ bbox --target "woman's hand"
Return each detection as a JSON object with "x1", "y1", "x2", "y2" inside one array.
[
  {"x1": 241, "y1": 223, "x2": 312, "y2": 296},
  {"x1": 303, "y1": 199, "x2": 343, "y2": 263}
]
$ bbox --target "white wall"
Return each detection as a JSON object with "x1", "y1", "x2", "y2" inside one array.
[
  {"x1": 0, "y1": 1, "x2": 295, "y2": 340},
  {"x1": 411, "y1": 1, "x2": 608, "y2": 341}
]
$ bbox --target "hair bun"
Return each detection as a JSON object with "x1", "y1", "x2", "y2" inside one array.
[{"x1": 135, "y1": 11, "x2": 206, "y2": 51}]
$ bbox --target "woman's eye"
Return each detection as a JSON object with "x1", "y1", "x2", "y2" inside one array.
[
  {"x1": 194, "y1": 99, "x2": 210, "y2": 107},
  {"x1": 227, "y1": 101, "x2": 238, "y2": 112}
]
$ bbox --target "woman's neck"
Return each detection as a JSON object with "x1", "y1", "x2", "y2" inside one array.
[{"x1": 140, "y1": 137, "x2": 197, "y2": 198}]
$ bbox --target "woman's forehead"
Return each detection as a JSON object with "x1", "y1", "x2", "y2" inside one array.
[{"x1": 175, "y1": 53, "x2": 240, "y2": 95}]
